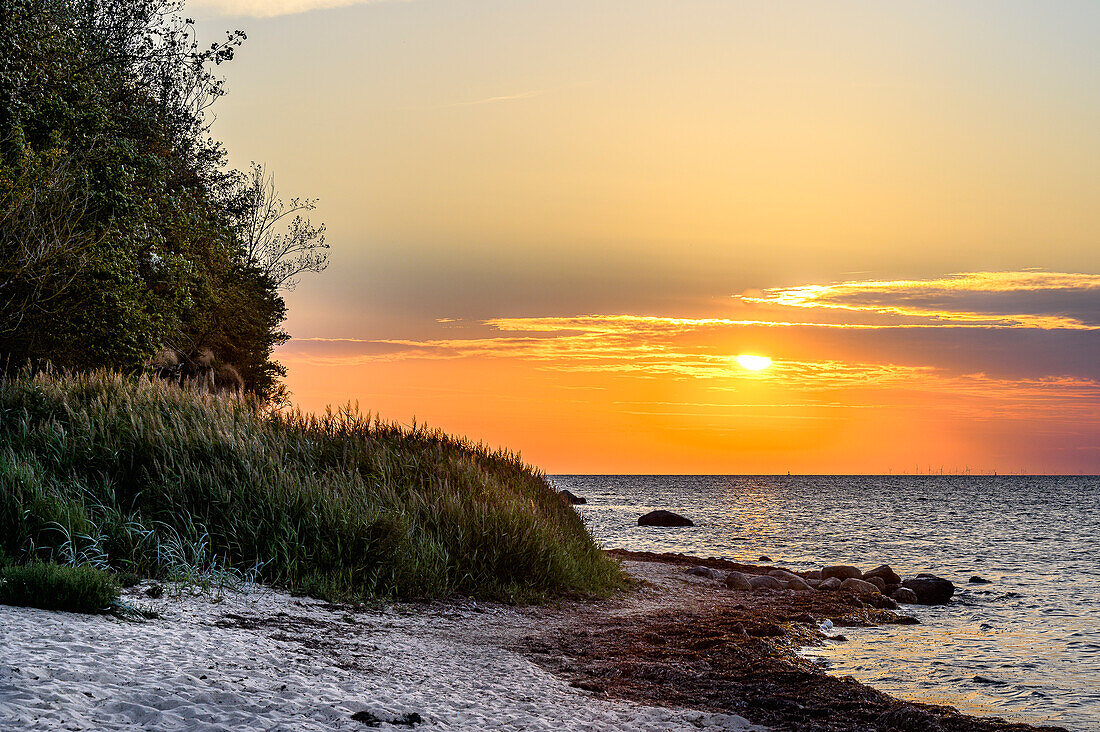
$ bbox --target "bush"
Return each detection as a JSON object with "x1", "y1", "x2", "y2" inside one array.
[
  {"x1": 0, "y1": 370, "x2": 624, "y2": 602},
  {"x1": 0, "y1": 562, "x2": 120, "y2": 614}
]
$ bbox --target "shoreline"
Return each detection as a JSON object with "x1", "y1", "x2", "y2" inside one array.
[
  {"x1": 0, "y1": 552, "x2": 1071, "y2": 732},
  {"x1": 528, "y1": 551, "x2": 1067, "y2": 732}
]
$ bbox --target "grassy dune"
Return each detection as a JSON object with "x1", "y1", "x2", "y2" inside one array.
[{"x1": 0, "y1": 371, "x2": 623, "y2": 602}]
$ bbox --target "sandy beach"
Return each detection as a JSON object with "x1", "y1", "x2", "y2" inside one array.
[
  {"x1": 0, "y1": 555, "x2": 1071, "y2": 732},
  {"x1": 0, "y1": 567, "x2": 762, "y2": 731}
]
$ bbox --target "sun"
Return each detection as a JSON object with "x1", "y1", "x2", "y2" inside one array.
[{"x1": 736, "y1": 354, "x2": 772, "y2": 371}]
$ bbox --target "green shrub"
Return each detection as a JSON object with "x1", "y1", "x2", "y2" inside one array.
[
  {"x1": 0, "y1": 371, "x2": 624, "y2": 602},
  {"x1": 0, "y1": 562, "x2": 120, "y2": 614}
]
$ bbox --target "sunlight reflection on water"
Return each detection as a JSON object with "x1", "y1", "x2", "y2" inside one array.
[{"x1": 549, "y1": 475, "x2": 1100, "y2": 731}]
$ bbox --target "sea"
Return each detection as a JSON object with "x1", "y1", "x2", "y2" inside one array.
[{"x1": 549, "y1": 475, "x2": 1100, "y2": 731}]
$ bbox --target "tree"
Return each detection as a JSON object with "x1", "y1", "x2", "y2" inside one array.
[
  {"x1": 0, "y1": 0, "x2": 322, "y2": 401},
  {"x1": 233, "y1": 162, "x2": 328, "y2": 291}
]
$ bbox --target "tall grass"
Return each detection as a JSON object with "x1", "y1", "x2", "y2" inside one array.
[
  {"x1": 0, "y1": 562, "x2": 120, "y2": 614},
  {"x1": 0, "y1": 370, "x2": 623, "y2": 602}
]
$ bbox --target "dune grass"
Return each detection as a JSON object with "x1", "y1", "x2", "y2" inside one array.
[
  {"x1": 0, "y1": 370, "x2": 624, "y2": 602},
  {"x1": 0, "y1": 562, "x2": 120, "y2": 614}
]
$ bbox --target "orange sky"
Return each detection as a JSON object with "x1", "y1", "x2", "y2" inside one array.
[{"x1": 194, "y1": 1, "x2": 1100, "y2": 473}]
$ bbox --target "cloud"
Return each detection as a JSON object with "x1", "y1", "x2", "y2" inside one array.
[
  {"x1": 742, "y1": 271, "x2": 1100, "y2": 330},
  {"x1": 280, "y1": 270, "x2": 1100, "y2": 406},
  {"x1": 187, "y1": 0, "x2": 402, "y2": 18},
  {"x1": 439, "y1": 90, "x2": 547, "y2": 108}
]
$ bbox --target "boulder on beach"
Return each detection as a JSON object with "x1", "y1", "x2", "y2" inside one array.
[
  {"x1": 749, "y1": 575, "x2": 784, "y2": 591},
  {"x1": 805, "y1": 570, "x2": 822, "y2": 580},
  {"x1": 685, "y1": 566, "x2": 721, "y2": 580},
  {"x1": 559, "y1": 489, "x2": 587, "y2": 505},
  {"x1": 822, "y1": 565, "x2": 862, "y2": 581},
  {"x1": 840, "y1": 577, "x2": 880, "y2": 596},
  {"x1": 783, "y1": 577, "x2": 813, "y2": 592},
  {"x1": 867, "y1": 594, "x2": 898, "y2": 610},
  {"x1": 724, "y1": 571, "x2": 753, "y2": 591},
  {"x1": 901, "y1": 575, "x2": 955, "y2": 604},
  {"x1": 819, "y1": 577, "x2": 842, "y2": 591},
  {"x1": 768, "y1": 569, "x2": 801, "y2": 582},
  {"x1": 864, "y1": 564, "x2": 901, "y2": 585},
  {"x1": 637, "y1": 510, "x2": 694, "y2": 527},
  {"x1": 892, "y1": 587, "x2": 919, "y2": 604},
  {"x1": 864, "y1": 576, "x2": 887, "y2": 592}
]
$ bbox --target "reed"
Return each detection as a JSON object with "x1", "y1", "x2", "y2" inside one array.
[{"x1": 0, "y1": 370, "x2": 623, "y2": 602}]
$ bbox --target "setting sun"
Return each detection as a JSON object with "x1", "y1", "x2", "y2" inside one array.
[{"x1": 736, "y1": 354, "x2": 773, "y2": 371}]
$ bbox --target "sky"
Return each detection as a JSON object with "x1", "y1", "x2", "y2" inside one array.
[{"x1": 193, "y1": 0, "x2": 1100, "y2": 474}]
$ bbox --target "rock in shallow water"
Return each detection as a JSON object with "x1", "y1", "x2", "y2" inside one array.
[
  {"x1": 892, "y1": 587, "x2": 919, "y2": 604},
  {"x1": 864, "y1": 564, "x2": 902, "y2": 585},
  {"x1": 969, "y1": 575, "x2": 992, "y2": 584},
  {"x1": 559, "y1": 489, "x2": 587, "y2": 505},
  {"x1": 901, "y1": 575, "x2": 955, "y2": 604},
  {"x1": 637, "y1": 510, "x2": 694, "y2": 527}
]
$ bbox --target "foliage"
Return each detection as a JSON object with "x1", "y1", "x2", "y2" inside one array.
[
  {"x1": 0, "y1": 0, "x2": 319, "y2": 401},
  {"x1": 0, "y1": 371, "x2": 626, "y2": 602},
  {"x1": 0, "y1": 561, "x2": 120, "y2": 614}
]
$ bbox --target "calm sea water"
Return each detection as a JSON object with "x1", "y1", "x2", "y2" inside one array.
[{"x1": 549, "y1": 475, "x2": 1100, "y2": 731}]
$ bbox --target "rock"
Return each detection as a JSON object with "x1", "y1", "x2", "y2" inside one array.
[
  {"x1": 866, "y1": 593, "x2": 898, "y2": 609},
  {"x1": 807, "y1": 578, "x2": 822, "y2": 588},
  {"x1": 892, "y1": 587, "x2": 919, "y2": 604},
  {"x1": 805, "y1": 570, "x2": 822, "y2": 580},
  {"x1": 637, "y1": 510, "x2": 693, "y2": 527},
  {"x1": 821, "y1": 565, "x2": 862, "y2": 581},
  {"x1": 559, "y1": 489, "x2": 586, "y2": 505},
  {"x1": 783, "y1": 577, "x2": 813, "y2": 591},
  {"x1": 901, "y1": 575, "x2": 955, "y2": 604},
  {"x1": 840, "y1": 578, "x2": 880, "y2": 595},
  {"x1": 864, "y1": 564, "x2": 901, "y2": 585},
  {"x1": 685, "y1": 566, "x2": 720, "y2": 580},
  {"x1": 351, "y1": 711, "x2": 423, "y2": 727},
  {"x1": 768, "y1": 569, "x2": 801, "y2": 582},
  {"x1": 145, "y1": 583, "x2": 164, "y2": 599},
  {"x1": 819, "y1": 577, "x2": 842, "y2": 591},
  {"x1": 724, "y1": 571, "x2": 753, "y2": 590},
  {"x1": 864, "y1": 576, "x2": 887, "y2": 592},
  {"x1": 969, "y1": 575, "x2": 992, "y2": 584},
  {"x1": 749, "y1": 575, "x2": 784, "y2": 591},
  {"x1": 758, "y1": 555, "x2": 773, "y2": 562},
  {"x1": 874, "y1": 704, "x2": 945, "y2": 732}
]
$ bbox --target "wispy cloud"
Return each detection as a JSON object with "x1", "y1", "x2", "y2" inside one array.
[
  {"x1": 188, "y1": 0, "x2": 403, "y2": 19},
  {"x1": 439, "y1": 90, "x2": 548, "y2": 108},
  {"x1": 742, "y1": 271, "x2": 1100, "y2": 330}
]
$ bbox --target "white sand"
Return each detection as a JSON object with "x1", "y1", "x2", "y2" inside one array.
[{"x1": 0, "y1": 578, "x2": 767, "y2": 731}]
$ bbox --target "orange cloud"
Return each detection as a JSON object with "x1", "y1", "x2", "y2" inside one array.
[{"x1": 741, "y1": 271, "x2": 1100, "y2": 329}]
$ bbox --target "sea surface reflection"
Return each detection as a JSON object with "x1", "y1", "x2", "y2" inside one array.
[{"x1": 549, "y1": 475, "x2": 1100, "y2": 731}]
